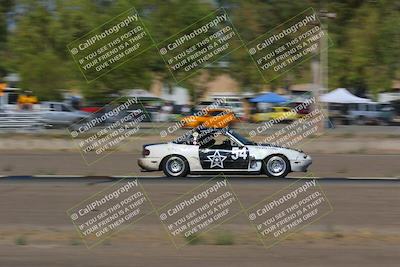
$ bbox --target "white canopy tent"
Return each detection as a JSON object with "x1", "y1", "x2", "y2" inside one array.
[{"x1": 320, "y1": 88, "x2": 371, "y2": 103}]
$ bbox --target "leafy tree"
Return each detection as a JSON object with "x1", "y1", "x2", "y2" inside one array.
[
  {"x1": 0, "y1": 0, "x2": 15, "y2": 76},
  {"x1": 7, "y1": 2, "x2": 70, "y2": 99},
  {"x1": 3, "y1": 0, "x2": 400, "y2": 102}
]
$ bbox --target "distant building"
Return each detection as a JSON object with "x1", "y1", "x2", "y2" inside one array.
[{"x1": 149, "y1": 80, "x2": 189, "y2": 105}]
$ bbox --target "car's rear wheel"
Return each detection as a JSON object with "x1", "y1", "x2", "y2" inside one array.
[
  {"x1": 263, "y1": 155, "x2": 290, "y2": 178},
  {"x1": 379, "y1": 119, "x2": 389, "y2": 126},
  {"x1": 355, "y1": 116, "x2": 365, "y2": 125},
  {"x1": 162, "y1": 155, "x2": 189, "y2": 177}
]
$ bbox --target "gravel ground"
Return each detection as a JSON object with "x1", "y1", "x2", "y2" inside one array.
[{"x1": 0, "y1": 179, "x2": 399, "y2": 267}]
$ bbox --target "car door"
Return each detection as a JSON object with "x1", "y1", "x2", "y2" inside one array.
[
  {"x1": 43, "y1": 103, "x2": 61, "y2": 124},
  {"x1": 60, "y1": 104, "x2": 78, "y2": 124},
  {"x1": 48, "y1": 103, "x2": 65, "y2": 124},
  {"x1": 261, "y1": 107, "x2": 274, "y2": 121},
  {"x1": 198, "y1": 134, "x2": 249, "y2": 170}
]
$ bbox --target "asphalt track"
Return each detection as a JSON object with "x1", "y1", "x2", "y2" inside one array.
[
  {"x1": 0, "y1": 177, "x2": 399, "y2": 267},
  {"x1": 2, "y1": 152, "x2": 399, "y2": 178},
  {"x1": 1, "y1": 174, "x2": 399, "y2": 182}
]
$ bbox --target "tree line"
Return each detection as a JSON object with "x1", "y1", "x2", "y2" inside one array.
[{"x1": 0, "y1": 0, "x2": 399, "y2": 102}]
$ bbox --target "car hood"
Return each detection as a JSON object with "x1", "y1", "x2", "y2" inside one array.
[{"x1": 250, "y1": 143, "x2": 304, "y2": 153}]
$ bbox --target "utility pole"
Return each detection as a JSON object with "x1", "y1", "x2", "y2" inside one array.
[{"x1": 312, "y1": 10, "x2": 336, "y2": 133}]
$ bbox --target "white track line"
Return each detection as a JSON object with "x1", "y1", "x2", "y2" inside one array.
[{"x1": 0, "y1": 175, "x2": 396, "y2": 180}]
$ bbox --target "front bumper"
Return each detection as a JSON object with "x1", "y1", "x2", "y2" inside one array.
[
  {"x1": 137, "y1": 158, "x2": 160, "y2": 171},
  {"x1": 290, "y1": 155, "x2": 312, "y2": 172}
]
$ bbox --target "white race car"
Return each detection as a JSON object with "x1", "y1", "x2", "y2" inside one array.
[{"x1": 138, "y1": 128, "x2": 312, "y2": 178}]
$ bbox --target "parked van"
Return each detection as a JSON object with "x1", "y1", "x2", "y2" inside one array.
[
  {"x1": 347, "y1": 103, "x2": 394, "y2": 125},
  {"x1": 210, "y1": 95, "x2": 246, "y2": 120}
]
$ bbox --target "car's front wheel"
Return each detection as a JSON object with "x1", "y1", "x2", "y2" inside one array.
[
  {"x1": 162, "y1": 155, "x2": 189, "y2": 177},
  {"x1": 263, "y1": 155, "x2": 290, "y2": 178}
]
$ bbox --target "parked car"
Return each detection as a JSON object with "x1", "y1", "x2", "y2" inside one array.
[
  {"x1": 197, "y1": 98, "x2": 247, "y2": 121},
  {"x1": 250, "y1": 106, "x2": 299, "y2": 123},
  {"x1": 214, "y1": 99, "x2": 246, "y2": 120},
  {"x1": 40, "y1": 102, "x2": 91, "y2": 127},
  {"x1": 347, "y1": 103, "x2": 394, "y2": 125},
  {"x1": 287, "y1": 102, "x2": 311, "y2": 116},
  {"x1": 221, "y1": 101, "x2": 246, "y2": 120}
]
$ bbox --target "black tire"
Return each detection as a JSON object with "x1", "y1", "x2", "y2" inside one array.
[
  {"x1": 379, "y1": 119, "x2": 389, "y2": 126},
  {"x1": 69, "y1": 122, "x2": 81, "y2": 131},
  {"x1": 263, "y1": 155, "x2": 290, "y2": 178},
  {"x1": 355, "y1": 116, "x2": 365, "y2": 125},
  {"x1": 162, "y1": 155, "x2": 189, "y2": 177}
]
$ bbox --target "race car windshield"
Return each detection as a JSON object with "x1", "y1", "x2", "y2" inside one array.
[{"x1": 229, "y1": 131, "x2": 255, "y2": 145}]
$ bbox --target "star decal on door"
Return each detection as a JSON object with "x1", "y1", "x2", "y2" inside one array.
[{"x1": 206, "y1": 150, "x2": 227, "y2": 168}]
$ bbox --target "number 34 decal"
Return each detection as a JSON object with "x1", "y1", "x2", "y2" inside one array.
[{"x1": 231, "y1": 147, "x2": 247, "y2": 160}]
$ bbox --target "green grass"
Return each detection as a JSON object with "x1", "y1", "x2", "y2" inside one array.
[
  {"x1": 184, "y1": 233, "x2": 203, "y2": 245},
  {"x1": 2, "y1": 164, "x2": 13, "y2": 172},
  {"x1": 15, "y1": 236, "x2": 27, "y2": 246},
  {"x1": 70, "y1": 238, "x2": 82, "y2": 246},
  {"x1": 214, "y1": 231, "x2": 234, "y2": 245}
]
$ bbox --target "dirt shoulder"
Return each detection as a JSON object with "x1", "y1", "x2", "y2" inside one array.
[
  {"x1": 0, "y1": 134, "x2": 400, "y2": 154},
  {"x1": 0, "y1": 180, "x2": 399, "y2": 267}
]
